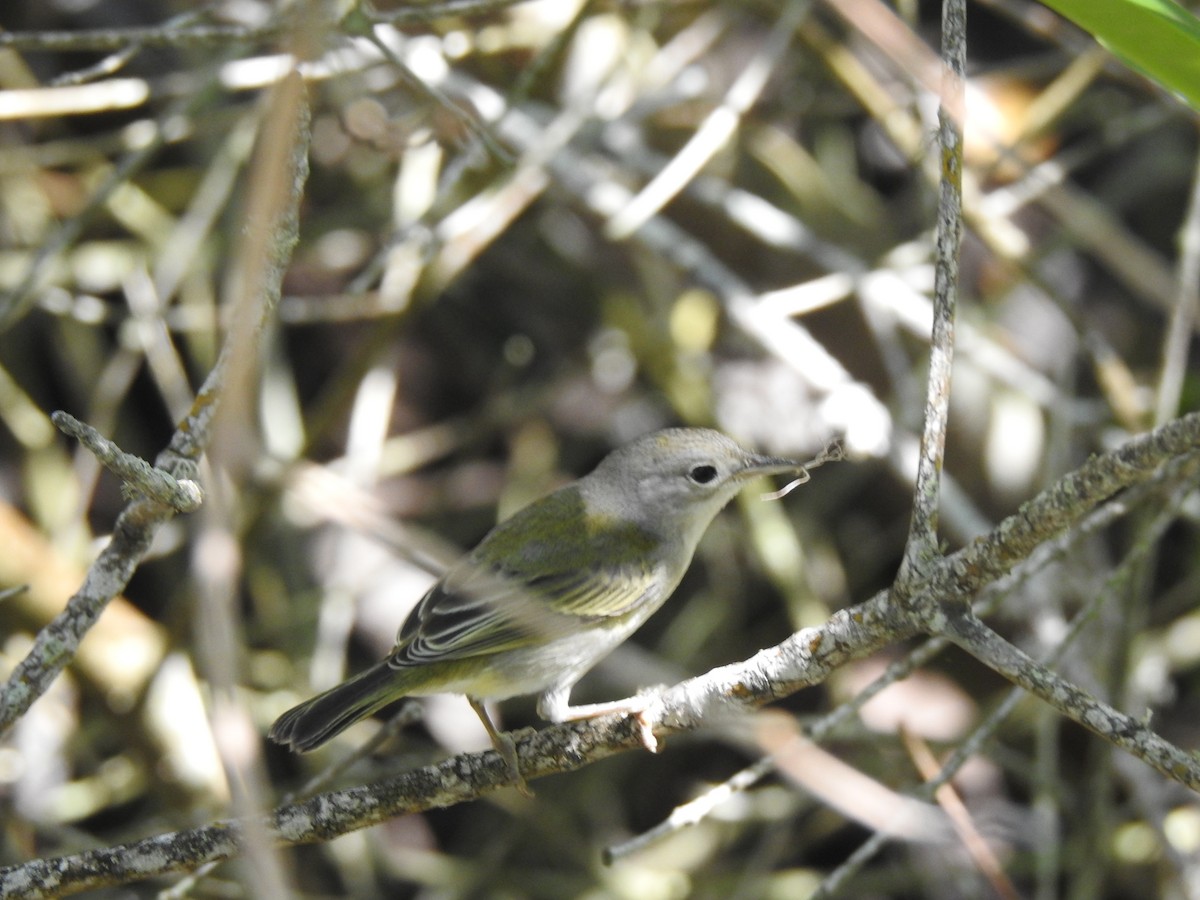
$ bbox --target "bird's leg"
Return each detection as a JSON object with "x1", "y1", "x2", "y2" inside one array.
[
  {"x1": 537, "y1": 687, "x2": 661, "y2": 752},
  {"x1": 468, "y1": 698, "x2": 533, "y2": 797}
]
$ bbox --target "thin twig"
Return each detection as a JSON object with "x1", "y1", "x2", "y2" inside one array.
[
  {"x1": 941, "y1": 607, "x2": 1200, "y2": 788},
  {"x1": 50, "y1": 412, "x2": 203, "y2": 513},
  {"x1": 896, "y1": 0, "x2": 966, "y2": 587},
  {"x1": 0, "y1": 23, "x2": 281, "y2": 53},
  {"x1": 0, "y1": 58, "x2": 230, "y2": 332},
  {"x1": 367, "y1": 0, "x2": 534, "y2": 25},
  {"x1": 1155, "y1": 149, "x2": 1200, "y2": 425},
  {"x1": 604, "y1": 757, "x2": 776, "y2": 863},
  {"x1": 48, "y1": 8, "x2": 209, "y2": 87},
  {"x1": 0, "y1": 0, "x2": 535, "y2": 54},
  {"x1": 358, "y1": 25, "x2": 512, "y2": 163},
  {"x1": 604, "y1": 0, "x2": 813, "y2": 239},
  {"x1": 283, "y1": 703, "x2": 426, "y2": 804}
]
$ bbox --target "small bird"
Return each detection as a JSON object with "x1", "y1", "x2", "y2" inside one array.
[{"x1": 269, "y1": 427, "x2": 799, "y2": 791}]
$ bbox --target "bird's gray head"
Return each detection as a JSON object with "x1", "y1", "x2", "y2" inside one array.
[{"x1": 579, "y1": 428, "x2": 798, "y2": 545}]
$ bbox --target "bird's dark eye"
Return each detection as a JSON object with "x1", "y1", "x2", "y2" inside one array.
[{"x1": 688, "y1": 464, "x2": 718, "y2": 485}]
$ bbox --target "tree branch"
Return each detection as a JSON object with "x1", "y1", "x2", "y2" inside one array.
[
  {"x1": 0, "y1": 598, "x2": 897, "y2": 898},
  {"x1": 3, "y1": 408, "x2": 1198, "y2": 894},
  {"x1": 941, "y1": 608, "x2": 1200, "y2": 790},
  {"x1": 933, "y1": 412, "x2": 1200, "y2": 603},
  {"x1": 0, "y1": 0, "x2": 534, "y2": 53},
  {"x1": 49, "y1": 411, "x2": 203, "y2": 513},
  {"x1": 897, "y1": 0, "x2": 965, "y2": 585}
]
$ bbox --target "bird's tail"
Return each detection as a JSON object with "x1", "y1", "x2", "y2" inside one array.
[{"x1": 269, "y1": 661, "x2": 409, "y2": 752}]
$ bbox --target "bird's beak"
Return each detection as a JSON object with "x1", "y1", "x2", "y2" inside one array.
[{"x1": 736, "y1": 453, "x2": 803, "y2": 480}]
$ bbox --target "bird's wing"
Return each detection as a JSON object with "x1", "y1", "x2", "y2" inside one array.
[
  {"x1": 388, "y1": 558, "x2": 661, "y2": 668},
  {"x1": 388, "y1": 487, "x2": 665, "y2": 668}
]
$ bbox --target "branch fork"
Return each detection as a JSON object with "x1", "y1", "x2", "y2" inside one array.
[{"x1": 50, "y1": 411, "x2": 203, "y2": 514}]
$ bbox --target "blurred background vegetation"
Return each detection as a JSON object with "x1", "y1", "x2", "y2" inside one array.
[{"x1": 2, "y1": 0, "x2": 1200, "y2": 896}]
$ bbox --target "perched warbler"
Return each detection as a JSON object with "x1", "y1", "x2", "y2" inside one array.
[{"x1": 269, "y1": 427, "x2": 799, "y2": 789}]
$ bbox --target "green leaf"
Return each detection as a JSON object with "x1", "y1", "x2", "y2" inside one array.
[{"x1": 1039, "y1": 0, "x2": 1200, "y2": 110}]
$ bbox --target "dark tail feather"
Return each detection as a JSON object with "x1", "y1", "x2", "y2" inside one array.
[{"x1": 269, "y1": 662, "x2": 408, "y2": 752}]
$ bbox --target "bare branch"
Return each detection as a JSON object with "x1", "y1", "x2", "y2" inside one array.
[
  {"x1": 897, "y1": 0, "x2": 966, "y2": 585},
  {"x1": 0, "y1": 0, "x2": 534, "y2": 54},
  {"x1": 0, "y1": 23, "x2": 279, "y2": 53},
  {"x1": 941, "y1": 609, "x2": 1200, "y2": 790},
  {"x1": 49, "y1": 411, "x2": 202, "y2": 513},
  {"x1": 933, "y1": 414, "x2": 1200, "y2": 602}
]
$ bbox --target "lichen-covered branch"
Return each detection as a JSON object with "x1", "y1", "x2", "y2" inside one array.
[
  {"x1": 936, "y1": 411, "x2": 1200, "y2": 601},
  {"x1": 3, "y1": 407, "x2": 1198, "y2": 895},
  {"x1": 49, "y1": 411, "x2": 203, "y2": 512},
  {"x1": 941, "y1": 608, "x2": 1200, "y2": 789},
  {"x1": 898, "y1": 0, "x2": 966, "y2": 581},
  {"x1": 0, "y1": 600, "x2": 896, "y2": 898},
  {"x1": 0, "y1": 498, "x2": 165, "y2": 734}
]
